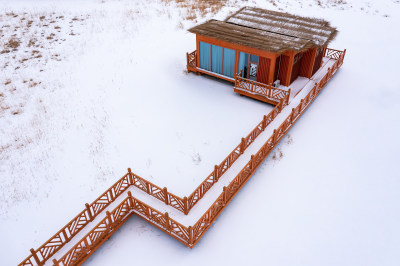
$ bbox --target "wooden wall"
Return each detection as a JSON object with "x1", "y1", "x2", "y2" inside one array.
[
  {"x1": 195, "y1": 34, "x2": 329, "y2": 87},
  {"x1": 257, "y1": 57, "x2": 270, "y2": 84},
  {"x1": 277, "y1": 55, "x2": 291, "y2": 86},
  {"x1": 299, "y1": 48, "x2": 315, "y2": 78},
  {"x1": 312, "y1": 47, "x2": 324, "y2": 76},
  {"x1": 290, "y1": 52, "x2": 302, "y2": 84},
  {"x1": 274, "y1": 56, "x2": 281, "y2": 82}
]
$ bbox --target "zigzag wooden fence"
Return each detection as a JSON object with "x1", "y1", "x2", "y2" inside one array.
[
  {"x1": 19, "y1": 49, "x2": 345, "y2": 266},
  {"x1": 19, "y1": 93, "x2": 287, "y2": 266}
]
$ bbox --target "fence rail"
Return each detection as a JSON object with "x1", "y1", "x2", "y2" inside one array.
[
  {"x1": 20, "y1": 48, "x2": 345, "y2": 266},
  {"x1": 324, "y1": 48, "x2": 346, "y2": 61},
  {"x1": 190, "y1": 48, "x2": 346, "y2": 245},
  {"x1": 234, "y1": 74, "x2": 290, "y2": 104},
  {"x1": 186, "y1": 50, "x2": 197, "y2": 72}
]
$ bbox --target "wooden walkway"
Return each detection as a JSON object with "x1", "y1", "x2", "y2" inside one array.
[{"x1": 19, "y1": 49, "x2": 345, "y2": 266}]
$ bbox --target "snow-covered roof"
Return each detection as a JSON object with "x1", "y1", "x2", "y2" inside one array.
[{"x1": 189, "y1": 7, "x2": 338, "y2": 53}]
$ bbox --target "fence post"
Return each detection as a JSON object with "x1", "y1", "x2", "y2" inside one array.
[
  {"x1": 127, "y1": 168, "x2": 133, "y2": 185},
  {"x1": 272, "y1": 129, "x2": 277, "y2": 144},
  {"x1": 83, "y1": 238, "x2": 90, "y2": 251},
  {"x1": 183, "y1": 196, "x2": 188, "y2": 215},
  {"x1": 30, "y1": 248, "x2": 42, "y2": 266},
  {"x1": 213, "y1": 165, "x2": 219, "y2": 182},
  {"x1": 240, "y1": 137, "x2": 245, "y2": 154},
  {"x1": 290, "y1": 108, "x2": 295, "y2": 124},
  {"x1": 234, "y1": 72, "x2": 238, "y2": 87},
  {"x1": 127, "y1": 191, "x2": 134, "y2": 208},
  {"x1": 343, "y1": 49, "x2": 346, "y2": 62},
  {"x1": 262, "y1": 115, "x2": 267, "y2": 130},
  {"x1": 186, "y1": 52, "x2": 189, "y2": 68},
  {"x1": 267, "y1": 84, "x2": 272, "y2": 98},
  {"x1": 316, "y1": 82, "x2": 321, "y2": 93},
  {"x1": 85, "y1": 203, "x2": 94, "y2": 222},
  {"x1": 223, "y1": 186, "x2": 227, "y2": 203},
  {"x1": 146, "y1": 182, "x2": 151, "y2": 194},
  {"x1": 250, "y1": 155, "x2": 255, "y2": 170},
  {"x1": 164, "y1": 212, "x2": 170, "y2": 231},
  {"x1": 163, "y1": 187, "x2": 169, "y2": 205},
  {"x1": 287, "y1": 89, "x2": 291, "y2": 105},
  {"x1": 188, "y1": 226, "x2": 194, "y2": 245}
]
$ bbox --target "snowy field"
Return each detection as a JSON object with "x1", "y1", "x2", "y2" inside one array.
[{"x1": 1, "y1": 0, "x2": 400, "y2": 265}]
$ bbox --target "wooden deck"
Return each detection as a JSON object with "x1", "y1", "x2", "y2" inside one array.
[{"x1": 19, "y1": 48, "x2": 345, "y2": 266}]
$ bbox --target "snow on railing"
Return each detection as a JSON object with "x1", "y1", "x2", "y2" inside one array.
[{"x1": 20, "y1": 49, "x2": 345, "y2": 266}]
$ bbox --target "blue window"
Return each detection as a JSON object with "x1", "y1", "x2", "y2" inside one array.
[
  {"x1": 250, "y1": 54, "x2": 259, "y2": 63},
  {"x1": 199, "y1": 42, "x2": 211, "y2": 71},
  {"x1": 223, "y1": 48, "x2": 235, "y2": 78},
  {"x1": 211, "y1": 45, "x2": 223, "y2": 75},
  {"x1": 199, "y1": 42, "x2": 237, "y2": 78},
  {"x1": 238, "y1": 52, "x2": 249, "y2": 77}
]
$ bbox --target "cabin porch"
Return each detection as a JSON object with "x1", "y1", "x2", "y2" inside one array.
[{"x1": 187, "y1": 48, "x2": 346, "y2": 106}]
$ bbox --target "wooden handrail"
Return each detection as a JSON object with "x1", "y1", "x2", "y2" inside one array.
[
  {"x1": 235, "y1": 74, "x2": 289, "y2": 104},
  {"x1": 20, "y1": 48, "x2": 345, "y2": 266}
]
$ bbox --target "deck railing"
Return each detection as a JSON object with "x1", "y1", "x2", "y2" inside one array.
[
  {"x1": 186, "y1": 50, "x2": 197, "y2": 72},
  {"x1": 234, "y1": 74, "x2": 290, "y2": 105},
  {"x1": 19, "y1": 94, "x2": 287, "y2": 266},
  {"x1": 20, "y1": 48, "x2": 345, "y2": 266},
  {"x1": 324, "y1": 48, "x2": 346, "y2": 61}
]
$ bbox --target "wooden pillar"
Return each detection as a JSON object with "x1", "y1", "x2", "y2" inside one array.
[
  {"x1": 183, "y1": 197, "x2": 188, "y2": 215},
  {"x1": 285, "y1": 51, "x2": 295, "y2": 86},
  {"x1": 234, "y1": 50, "x2": 239, "y2": 76},
  {"x1": 163, "y1": 187, "x2": 169, "y2": 205},
  {"x1": 268, "y1": 54, "x2": 278, "y2": 85},
  {"x1": 307, "y1": 48, "x2": 318, "y2": 78},
  {"x1": 196, "y1": 35, "x2": 200, "y2": 68}
]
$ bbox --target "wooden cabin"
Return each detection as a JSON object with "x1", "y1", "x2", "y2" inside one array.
[{"x1": 186, "y1": 7, "x2": 338, "y2": 104}]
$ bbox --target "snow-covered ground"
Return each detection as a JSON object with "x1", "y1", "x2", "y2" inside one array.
[{"x1": 1, "y1": 0, "x2": 400, "y2": 265}]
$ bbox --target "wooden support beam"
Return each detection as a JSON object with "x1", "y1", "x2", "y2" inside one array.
[
  {"x1": 234, "y1": 50, "x2": 239, "y2": 76},
  {"x1": 285, "y1": 51, "x2": 295, "y2": 86},
  {"x1": 268, "y1": 54, "x2": 278, "y2": 85},
  {"x1": 307, "y1": 48, "x2": 318, "y2": 78},
  {"x1": 196, "y1": 35, "x2": 200, "y2": 68}
]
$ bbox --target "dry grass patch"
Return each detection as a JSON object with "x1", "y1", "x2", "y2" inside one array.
[
  {"x1": 7, "y1": 38, "x2": 20, "y2": 49},
  {"x1": 272, "y1": 148, "x2": 284, "y2": 161},
  {"x1": 161, "y1": 0, "x2": 231, "y2": 21}
]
